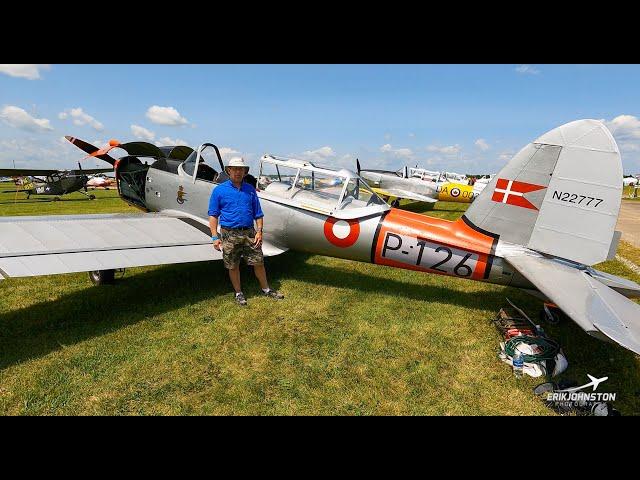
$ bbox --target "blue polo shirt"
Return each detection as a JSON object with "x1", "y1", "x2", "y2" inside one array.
[{"x1": 208, "y1": 180, "x2": 264, "y2": 228}]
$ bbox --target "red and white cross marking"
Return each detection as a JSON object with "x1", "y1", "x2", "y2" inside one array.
[{"x1": 491, "y1": 178, "x2": 545, "y2": 210}]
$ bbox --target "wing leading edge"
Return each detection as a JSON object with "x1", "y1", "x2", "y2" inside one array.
[
  {"x1": 504, "y1": 253, "x2": 640, "y2": 355},
  {"x1": 0, "y1": 213, "x2": 287, "y2": 279}
]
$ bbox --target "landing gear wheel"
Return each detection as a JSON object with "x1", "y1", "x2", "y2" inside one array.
[
  {"x1": 391, "y1": 199, "x2": 400, "y2": 208},
  {"x1": 89, "y1": 269, "x2": 116, "y2": 285},
  {"x1": 53, "y1": 197, "x2": 60, "y2": 202},
  {"x1": 89, "y1": 194, "x2": 96, "y2": 200},
  {"x1": 540, "y1": 304, "x2": 562, "y2": 325}
]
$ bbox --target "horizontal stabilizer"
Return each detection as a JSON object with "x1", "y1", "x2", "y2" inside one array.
[{"x1": 504, "y1": 253, "x2": 640, "y2": 355}]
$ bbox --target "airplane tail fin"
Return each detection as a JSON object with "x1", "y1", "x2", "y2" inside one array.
[{"x1": 463, "y1": 120, "x2": 622, "y2": 265}]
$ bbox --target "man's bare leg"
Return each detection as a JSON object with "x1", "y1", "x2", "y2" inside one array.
[
  {"x1": 228, "y1": 267, "x2": 242, "y2": 293},
  {"x1": 253, "y1": 264, "x2": 269, "y2": 290}
]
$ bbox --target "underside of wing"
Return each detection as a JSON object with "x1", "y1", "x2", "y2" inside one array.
[
  {"x1": 0, "y1": 213, "x2": 287, "y2": 280},
  {"x1": 504, "y1": 253, "x2": 640, "y2": 355}
]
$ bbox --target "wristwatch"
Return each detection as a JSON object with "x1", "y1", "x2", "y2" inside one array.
[{"x1": 211, "y1": 235, "x2": 219, "y2": 242}]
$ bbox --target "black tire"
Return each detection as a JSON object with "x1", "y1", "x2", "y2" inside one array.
[
  {"x1": 89, "y1": 195, "x2": 96, "y2": 200},
  {"x1": 53, "y1": 197, "x2": 60, "y2": 202},
  {"x1": 89, "y1": 269, "x2": 116, "y2": 285}
]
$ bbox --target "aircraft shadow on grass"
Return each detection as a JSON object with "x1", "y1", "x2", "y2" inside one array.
[{"x1": 1, "y1": 251, "x2": 639, "y2": 391}]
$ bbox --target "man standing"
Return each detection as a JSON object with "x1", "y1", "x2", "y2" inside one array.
[{"x1": 208, "y1": 157, "x2": 284, "y2": 306}]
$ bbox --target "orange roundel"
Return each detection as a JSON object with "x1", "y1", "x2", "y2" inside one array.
[{"x1": 324, "y1": 217, "x2": 360, "y2": 248}]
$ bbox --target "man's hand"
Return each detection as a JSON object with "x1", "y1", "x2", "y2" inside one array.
[
  {"x1": 253, "y1": 231, "x2": 263, "y2": 247},
  {"x1": 213, "y1": 239, "x2": 222, "y2": 251}
]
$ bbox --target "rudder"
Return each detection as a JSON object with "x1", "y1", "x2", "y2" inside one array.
[{"x1": 463, "y1": 119, "x2": 622, "y2": 265}]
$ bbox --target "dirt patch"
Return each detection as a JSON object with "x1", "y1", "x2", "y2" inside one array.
[{"x1": 616, "y1": 201, "x2": 640, "y2": 248}]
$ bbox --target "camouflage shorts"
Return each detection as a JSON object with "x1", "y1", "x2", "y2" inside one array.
[{"x1": 220, "y1": 227, "x2": 264, "y2": 269}]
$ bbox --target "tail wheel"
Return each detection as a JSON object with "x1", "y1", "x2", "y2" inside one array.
[
  {"x1": 89, "y1": 269, "x2": 116, "y2": 285},
  {"x1": 89, "y1": 194, "x2": 96, "y2": 200}
]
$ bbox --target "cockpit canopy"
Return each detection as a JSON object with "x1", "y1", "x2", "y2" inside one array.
[{"x1": 258, "y1": 155, "x2": 389, "y2": 219}]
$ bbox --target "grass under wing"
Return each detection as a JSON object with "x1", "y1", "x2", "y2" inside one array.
[{"x1": 0, "y1": 184, "x2": 639, "y2": 415}]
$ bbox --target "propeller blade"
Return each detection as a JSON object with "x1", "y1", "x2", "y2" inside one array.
[
  {"x1": 356, "y1": 158, "x2": 361, "y2": 174},
  {"x1": 65, "y1": 136, "x2": 117, "y2": 167}
]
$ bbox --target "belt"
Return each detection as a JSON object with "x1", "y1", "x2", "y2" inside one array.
[{"x1": 221, "y1": 226, "x2": 254, "y2": 231}]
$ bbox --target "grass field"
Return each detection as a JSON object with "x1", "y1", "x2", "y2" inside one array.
[{"x1": 1, "y1": 182, "x2": 639, "y2": 415}]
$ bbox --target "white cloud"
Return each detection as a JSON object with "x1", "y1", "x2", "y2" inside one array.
[
  {"x1": 0, "y1": 137, "x2": 77, "y2": 170},
  {"x1": 515, "y1": 64, "x2": 540, "y2": 75},
  {"x1": 380, "y1": 143, "x2": 413, "y2": 158},
  {"x1": 145, "y1": 105, "x2": 189, "y2": 126},
  {"x1": 604, "y1": 115, "x2": 640, "y2": 158},
  {"x1": 605, "y1": 115, "x2": 640, "y2": 141},
  {"x1": 0, "y1": 64, "x2": 51, "y2": 80},
  {"x1": 155, "y1": 136, "x2": 188, "y2": 146},
  {"x1": 58, "y1": 107, "x2": 104, "y2": 131},
  {"x1": 219, "y1": 147, "x2": 240, "y2": 158},
  {"x1": 475, "y1": 138, "x2": 490, "y2": 151},
  {"x1": 408, "y1": 133, "x2": 415, "y2": 138},
  {"x1": 301, "y1": 146, "x2": 336, "y2": 162},
  {"x1": 131, "y1": 124, "x2": 155, "y2": 141},
  {"x1": 0, "y1": 105, "x2": 53, "y2": 132},
  {"x1": 426, "y1": 144, "x2": 461, "y2": 155},
  {"x1": 498, "y1": 152, "x2": 514, "y2": 162}
]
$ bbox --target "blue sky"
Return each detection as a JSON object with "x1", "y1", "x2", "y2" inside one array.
[{"x1": 1, "y1": 64, "x2": 640, "y2": 175}]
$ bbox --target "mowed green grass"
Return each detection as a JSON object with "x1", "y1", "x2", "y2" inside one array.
[{"x1": 1, "y1": 182, "x2": 639, "y2": 415}]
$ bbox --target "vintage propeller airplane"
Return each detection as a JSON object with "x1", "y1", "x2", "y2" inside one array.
[
  {"x1": 0, "y1": 164, "x2": 113, "y2": 200},
  {"x1": 356, "y1": 161, "x2": 479, "y2": 206},
  {"x1": 0, "y1": 120, "x2": 639, "y2": 355}
]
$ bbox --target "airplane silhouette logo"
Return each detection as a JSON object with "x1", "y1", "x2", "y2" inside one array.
[{"x1": 556, "y1": 374, "x2": 608, "y2": 393}]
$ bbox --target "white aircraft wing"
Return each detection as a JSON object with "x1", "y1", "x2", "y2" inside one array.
[
  {"x1": 504, "y1": 253, "x2": 640, "y2": 355},
  {"x1": 373, "y1": 187, "x2": 438, "y2": 203},
  {"x1": 0, "y1": 213, "x2": 287, "y2": 280}
]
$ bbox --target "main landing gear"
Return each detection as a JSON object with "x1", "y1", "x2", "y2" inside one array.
[
  {"x1": 89, "y1": 269, "x2": 126, "y2": 285},
  {"x1": 540, "y1": 302, "x2": 563, "y2": 325}
]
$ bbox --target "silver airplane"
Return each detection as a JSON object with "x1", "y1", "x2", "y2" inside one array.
[
  {"x1": 1, "y1": 119, "x2": 640, "y2": 355},
  {"x1": 356, "y1": 161, "x2": 439, "y2": 206}
]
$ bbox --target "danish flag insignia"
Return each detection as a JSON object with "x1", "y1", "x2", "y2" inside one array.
[{"x1": 491, "y1": 178, "x2": 545, "y2": 210}]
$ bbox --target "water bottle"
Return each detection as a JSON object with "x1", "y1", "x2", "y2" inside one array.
[{"x1": 513, "y1": 351, "x2": 524, "y2": 379}]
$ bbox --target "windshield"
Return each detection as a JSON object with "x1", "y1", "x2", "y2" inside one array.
[
  {"x1": 182, "y1": 144, "x2": 223, "y2": 182},
  {"x1": 340, "y1": 177, "x2": 386, "y2": 209}
]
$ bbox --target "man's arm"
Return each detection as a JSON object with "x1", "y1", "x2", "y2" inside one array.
[
  {"x1": 253, "y1": 191, "x2": 264, "y2": 247},
  {"x1": 254, "y1": 217, "x2": 263, "y2": 247},
  {"x1": 209, "y1": 216, "x2": 221, "y2": 251}
]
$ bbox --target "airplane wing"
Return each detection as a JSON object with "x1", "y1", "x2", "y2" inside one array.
[
  {"x1": 0, "y1": 213, "x2": 287, "y2": 280},
  {"x1": 504, "y1": 253, "x2": 640, "y2": 355},
  {"x1": 0, "y1": 168, "x2": 62, "y2": 177},
  {"x1": 81, "y1": 168, "x2": 114, "y2": 175},
  {"x1": 371, "y1": 187, "x2": 438, "y2": 204}
]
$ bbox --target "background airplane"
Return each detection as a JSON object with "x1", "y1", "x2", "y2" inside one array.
[
  {"x1": 1, "y1": 120, "x2": 639, "y2": 356},
  {"x1": 357, "y1": 161, "x2": 479, "y2": 206},
  {"x1": 0, "y1": 164, "x2": 113, "y2": 200}
]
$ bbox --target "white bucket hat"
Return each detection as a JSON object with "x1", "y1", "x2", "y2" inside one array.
[{"x1": 226, "y1": 156, "x2": 249, "y2": 173}]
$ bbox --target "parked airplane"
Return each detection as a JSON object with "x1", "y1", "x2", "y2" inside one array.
[
  {"x1": 358, "y1": 162, "x2": 478, "y2": 205},
  {"x1": 0, "y1": 164, "x2": 113, "y2": 200},
  {"x1": 1, "y1": 120, "x2": 639, "y2": 355}
]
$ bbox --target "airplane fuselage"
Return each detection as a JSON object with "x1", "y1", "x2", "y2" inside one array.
[{"x1": 137, "y1": 166, "x2": 535, "y2": 293}]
